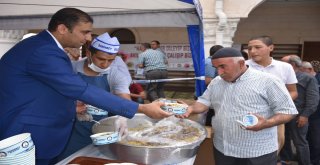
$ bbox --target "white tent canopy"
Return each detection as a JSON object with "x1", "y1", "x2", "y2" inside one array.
[{"x1": 0, "y1": 0, "x2": 199, "y2": 29}]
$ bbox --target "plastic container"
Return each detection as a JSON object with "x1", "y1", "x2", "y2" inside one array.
[
  {"x1": 242, "y1": 114, "x2": 258, "y2": 126},
  {"x1": 0, "y1": 133, "x2": 34, "y2": 157},
  {"x1": 236, "y1": 114, "x2": 258, "y2": 127},
  {"x1": 90, "y1": 132, "x2": 119, "y2": 145},
  {"x1": 86, "y1": 105, "x2": 108, "y2": 116},
  {"x1": 161, "y1": 103, "x2": 188, "y2": 115},
  {"x1": 159, "y1": 99, "x2": 188, "y2": 115}
]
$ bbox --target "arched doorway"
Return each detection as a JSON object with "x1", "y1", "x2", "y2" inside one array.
[{"x1": 111, "y1": 28, "x2": 136, "y2": 44}]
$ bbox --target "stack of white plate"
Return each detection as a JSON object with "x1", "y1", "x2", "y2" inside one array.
[{"x1": 0, "y1": 133, "x2": 35, "y2": 165}]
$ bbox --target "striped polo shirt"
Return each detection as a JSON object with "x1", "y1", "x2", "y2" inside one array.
[
  {"x1": 198, "y1": 68, "x2": 298, "y2": 158},
  {"x1": 138, "y1": 49, "x2": 167, "y2": 72}
]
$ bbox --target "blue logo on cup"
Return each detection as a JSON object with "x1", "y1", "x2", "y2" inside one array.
[
  {"x1": 0, "y1": 152, "x2": 7, "y2": 157},
  {"x1": 21, "y1": 141, "x2": 29, "y2": 148}
]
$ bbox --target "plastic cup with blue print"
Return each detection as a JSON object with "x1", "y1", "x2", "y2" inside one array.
[
  {"x1": 236, "y1": 114, "x2": 258, "y2": 128},
  {"x1": 90, "y1": 132, "x2": 119, "y2": 145},
  {"x1": 159, "y1": 99, "x2": 188, "y2": 115},
  {"x1": 86, "y1": 105, "x2": 108, "y2": 116}
]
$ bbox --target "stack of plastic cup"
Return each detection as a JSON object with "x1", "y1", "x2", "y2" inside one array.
[{"x1": 0, "y1": 133, "x2": 35, "y2": 165}]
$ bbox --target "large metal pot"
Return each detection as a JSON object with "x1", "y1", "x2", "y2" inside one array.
[{"x1": 92, "y1": 114, "x2": 207, "y2": 165}]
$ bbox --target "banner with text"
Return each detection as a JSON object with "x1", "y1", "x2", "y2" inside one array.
[{"x1": 119, "y1": 44, "x2": 194, "y2": 71}]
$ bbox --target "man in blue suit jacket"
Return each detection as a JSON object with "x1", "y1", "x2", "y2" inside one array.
[{"x1": 0, "y1": 8, "x2": 170, "y2": 165}]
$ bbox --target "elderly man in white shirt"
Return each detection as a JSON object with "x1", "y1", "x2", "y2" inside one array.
[{"x1": 178, "y1": 48, "x2": 298, "y2": 165}]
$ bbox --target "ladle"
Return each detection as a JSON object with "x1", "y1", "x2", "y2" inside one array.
[{"x1": 91, "y1": 119, "x2": 100, "y2": 124}]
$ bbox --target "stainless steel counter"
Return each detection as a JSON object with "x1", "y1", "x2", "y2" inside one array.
[{"x1": 56, "y1": 144, "x2": 196, "y2": 165}]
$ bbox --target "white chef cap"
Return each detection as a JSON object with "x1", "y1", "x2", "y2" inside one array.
[{"x1": 91, "y1": 32, "x2": 120, "y2": 54}]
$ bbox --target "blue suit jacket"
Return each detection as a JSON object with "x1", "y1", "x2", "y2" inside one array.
[{"x1": 0, "y1": 30, "x2": 138, "y2": 159}]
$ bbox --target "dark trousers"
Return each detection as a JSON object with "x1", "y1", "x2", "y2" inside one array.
[
  {"x1": 307, "y1": 118, "x2": 320, "y2": 165},
  {"x1": 145, "y1": 69, "x2": 168, "y2": 102},
  {"x1": 213, "y1": 146, "x2": 277, "y2": 165},
  {"x1": 281, "y1": 117, "x2": 311, "y2": 165},
  {"x1": 280, "y1": 123, "x2": 294, "y2": 161}
]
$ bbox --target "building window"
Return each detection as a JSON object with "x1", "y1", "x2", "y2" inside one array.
[{"x1": 111, "y1": 29, "x2": 135, "y2": 44}]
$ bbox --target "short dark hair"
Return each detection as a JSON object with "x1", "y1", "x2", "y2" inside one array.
[
  {"x1": 249, "y1": 35, "x2": 273, "y2": 46},
  {"x1": 82, "y1": 34, "x2": 98, "y2": 57},
  {"x1": 141, "y1": 43, "x2": 151, "y2": 49},
  {"x1": 241, "y1": 50, "x2": 249, "y2": 60},
  {"x1": 48, "y1": 8, "x2": 93, "y2": 32},
  {"x1": 151, "y1": 40, "x2": 160, "y2": 45},
  {"x1": 209, "y1": 45, "x2": 223, "y2": 56}
]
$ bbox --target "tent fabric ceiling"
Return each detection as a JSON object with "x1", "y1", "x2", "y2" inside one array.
[{"x1": 0, "y1": 0, "x2": 199, "y2": 29}]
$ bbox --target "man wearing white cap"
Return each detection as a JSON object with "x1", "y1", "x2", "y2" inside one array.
[
  {"x1": 0, "y1": 8, "x2": 171, "y2": 165},
  {"x1": 56, "y1": 32, "x2": 132, "y2": 160}
]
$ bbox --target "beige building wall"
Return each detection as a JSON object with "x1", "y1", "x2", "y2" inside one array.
[
  {"x1": 233, "y1": 1, "x2": 320, "y2": 45},
  {"x1": 197, "y1": 0, "x2": 319, "y2": 58},
  {"x1": 200, "y1": 0, "x2": 264, "y2": 18},
  {"x1": 199, "y1": 0, "x2": 264, "y2": 55}
]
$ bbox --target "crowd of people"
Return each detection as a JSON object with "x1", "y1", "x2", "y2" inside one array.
[
  {"x1": 197, "y1": 37, "x2": 319, "y2": 165},
  {"x1": 0, "y1": 8, "x2": 171, "y2": 165},
  {"x1": 0, "y1": 7, "x2": 320, "y2": 165}
]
